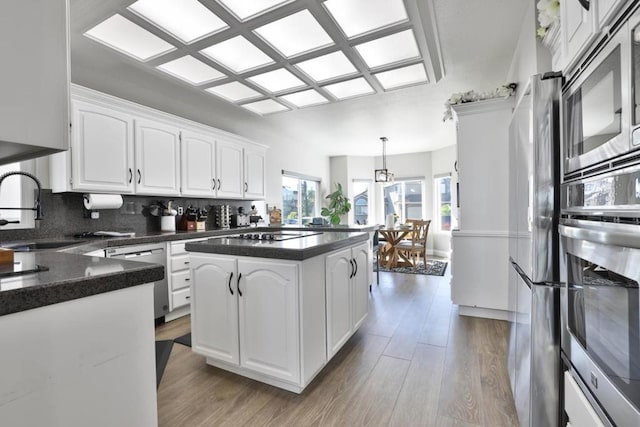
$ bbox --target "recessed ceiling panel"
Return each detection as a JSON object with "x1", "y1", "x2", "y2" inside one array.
[
  {"x1": 216, "y1": 0, "x2": 293, "y2": 21},
  {"x1": 323, "y1": 77, "x2": 375, "y2": 100},
  {"x1": 374, "y1": 63, "x2": 428, "y2": 90},
  {"x1": 84, "y1": 14, "x2": 175, "y2": 61},
  {"x1": 242, "y1": 99, "x2": 290, "y2": 115},
  {"x1": 280, "y1": 89, "x2": 329, "y2": 108},
  {"x1": 206, "y1": 81, "x2": 262, "y2": 102},
  {"x1": 247, "y1": 69, "x2": 306, "y2": 93},
  {"x1": 254, "y1": 10, "x2": 334, "y2": 58},
  {"x1": 324, "y1": 0, "x2": 409, "y2": 39},
  {"x1": 294, "y1": 51, "x2": 358, "y2": 82},
  {"x1": 128, "y1": 0, "x2": 228, "y2": 44},
  {"x1": 200, "y1": 36, "x2": 274, "y2": 73},
  {"x1": 157, "y1": 56, "x2": 226, "y2": 85},
  {"x1": 354, "y1": 29, "x2": 420, "y2": 69}
]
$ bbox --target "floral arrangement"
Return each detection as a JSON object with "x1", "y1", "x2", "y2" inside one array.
[
  {"x1": 536, "y1": 0, "x2": 560, "y2": 38},
  {"x1": 442, "y1": 83, "x2": 517, "y2": 121}
]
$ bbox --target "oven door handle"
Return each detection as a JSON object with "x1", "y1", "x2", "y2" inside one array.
[{"x1": 559, "y1": 224, "x2": 640, "y2": 249}]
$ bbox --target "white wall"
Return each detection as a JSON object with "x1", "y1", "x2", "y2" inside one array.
[
  {"x1": 506, "y1": 0, "x2": 553, "y2": 95},
  {"x1": 431, "y1": 145, "x2": 457, "y2": 257}
]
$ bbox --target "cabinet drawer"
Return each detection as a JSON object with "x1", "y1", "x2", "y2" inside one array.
[
  {"x1": 564, "y1": 371, "x2": 604, "y2": 427},
  {"x1": 172, "y1": 288, "x2": 190, "y2": 309},
  {"x1": 171, "y1": 254, "x2": 191, "y2": 271},
  {"x1": 171, "y1": 242, "x2": 187, "y2": 255},
  {"x1": 171, "y1": 270, "x2": 191, "y2": 291}
]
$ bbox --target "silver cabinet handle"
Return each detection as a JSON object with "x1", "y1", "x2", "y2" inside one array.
[{"x1": 559, "y1": 224, "x2": 640, "y2": 249}]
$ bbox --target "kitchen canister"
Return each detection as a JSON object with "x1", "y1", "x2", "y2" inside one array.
[{"x1": 161, "y1": 215, "x2": 176, "y2": 232}]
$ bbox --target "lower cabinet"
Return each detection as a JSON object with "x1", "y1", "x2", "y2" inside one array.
[
  {"x1": 325, "y1": 242, "x2": 370, "y2": 359},
  {"x1": 190, "y1": 254, "x2": 325, "y2": 391},
  {"x1": 166, "y1": 238, "x2": 208, "y2": 319},
  {"x1": 188, "y1": 240, "x2": 370, "y2": 393}
]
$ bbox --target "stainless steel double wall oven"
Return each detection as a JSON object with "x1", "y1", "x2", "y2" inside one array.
[{"x1": 560, "y1": 4, "x2": 640, "y2": 425}]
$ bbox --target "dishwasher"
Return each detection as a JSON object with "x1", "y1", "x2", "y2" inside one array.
[{"x1": 105, "y1": 243, "x2": 169, "y2": 320}]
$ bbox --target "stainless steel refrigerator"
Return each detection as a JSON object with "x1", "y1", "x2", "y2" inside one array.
[{"x1": 507, "y1": 72, "x2": 562, "y2": 427}]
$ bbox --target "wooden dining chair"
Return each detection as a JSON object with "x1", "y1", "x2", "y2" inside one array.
[{"x1": 396, "y1": 219, "x2": 431, "y2": 270}]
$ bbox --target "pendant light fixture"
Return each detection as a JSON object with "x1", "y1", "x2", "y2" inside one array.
[{"x1": 375, "y1": 136, "x2": 394, "y2": 182}]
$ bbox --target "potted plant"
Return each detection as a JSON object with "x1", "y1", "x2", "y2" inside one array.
[{"x1": 321, "y1": 183, "x2": 352, "y2": 225}]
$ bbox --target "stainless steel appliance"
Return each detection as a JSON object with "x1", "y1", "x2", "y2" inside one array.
[
  {"x1": 226, "y1": 231, "x2": 323, "y2": 241},
  {"x1": 508, "y1": 72, "x2": 562, "y2": 427},
  {"x1": 562, "y1": 4, "x2": 640, "y2": 178},
  {"x1": 105, "y1": 243, "x2": 169, "y2": 320},
  {"x1": 560, "y1": 164, "x2": 640, "y2": 426}
]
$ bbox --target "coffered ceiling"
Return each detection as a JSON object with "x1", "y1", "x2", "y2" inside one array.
[{"x1": 69, "y1": 0, "x2": 529, "y2": 156}]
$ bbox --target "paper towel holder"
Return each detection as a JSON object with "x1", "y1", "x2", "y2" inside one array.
[
  {"x1": 82, "y1": 194, "x2": 123, "y2": 219},
  {"x1": 83, "y1": 194, "x2": 99, "y2": 219}
]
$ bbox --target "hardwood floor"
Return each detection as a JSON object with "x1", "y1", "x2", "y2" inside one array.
[{"x1": 155, "y1": 267, "x2": 518, "y2": 427}]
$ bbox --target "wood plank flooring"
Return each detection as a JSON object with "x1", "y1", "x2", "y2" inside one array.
[{"x1": 155, "y1": 267, "x2": 518, "y2": 427}]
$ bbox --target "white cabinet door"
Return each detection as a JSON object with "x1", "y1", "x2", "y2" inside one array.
[
  {"x1": 238, "y1": 259, "x2": 300, "y2": 383},
  {"x1": 243, "y1": 147, "x2": 266, "y2": 199},
  {"x1": 562, "y1": 0, "x2": 596, "y2": 67},
  {"x1": 181, "y1": 131, "x2": 216, "y2": 197},
  {"x1": 596, "y1": 0, "x2": 625, "y2": 29},
  {"x1": 71, "y1": 100, "x2": 134, "y2": 193},
  {"x1": 190, "y1": 255, "x2": 239, "y2": 365},
  {"x1": 134, "y1": 119, "x2": 180, "y2": 196},
  {"x1": 352, "y1": 242, "x2": 370, "y2": 330},
  {"x1": 325, "y1": 247, "x2": 353, "y2": 358},
  {"x1": 216, "y1": 139, "x2": 244, "y2": 199}
]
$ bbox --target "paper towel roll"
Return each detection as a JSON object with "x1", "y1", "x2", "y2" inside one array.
[{"x1": 83, "y1": 194, "x2": 123, "y2": 210}]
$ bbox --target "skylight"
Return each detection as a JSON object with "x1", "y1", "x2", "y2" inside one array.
[
  {"x1": 206, "y1": 82, "x2": 262, "y2": 102},
  {"x1": 374, "y1": 63, "x2": 428, "y2": 90},
  {"x1": 294, "y1": 51, "x2": 358, "y2": 82},
  {"x1": 254, "y1": 10, "x2": 334, "y2": 58},
  {"x1": 355, "y1": 30, "x2": 420, "y2": 69},
  {"x1": 242, "y1": 99, "x2": 290, "y2": 115},
  {"x1": 247, "y1": 69, "x2": 306, "y2": 93},
  {"x1": 84, "y1": 14, "x2": 175, "y2": 61},
  {"x1": 128, "y1": 0, "x2": 228, "y2": 44},
  {"x1": 280, "y1": 90, "x2": 329, "y2": 108},
  {"x1": 200, "y1": 36, "x2": 274, "y2": 73},
  {"x1": 323, "y1": 0, "x2": 409, "y2": 39},
  {"x1": 216, "y1": 0, "x2": 293, "y2": 21},
  {"x1": 85, "y1": 1, "x2": 435, "y2": 114},
  {"x1": 157, "y1": 56, "x2": 226, "y2": 85},
  {"x1": 323, "y1": 78, "x2": 375, "y2": 100}
]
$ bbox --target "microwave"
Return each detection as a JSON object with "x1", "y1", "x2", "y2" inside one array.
[{"x1": 562, "y1": 8, "x2": 640, "y2": 178}]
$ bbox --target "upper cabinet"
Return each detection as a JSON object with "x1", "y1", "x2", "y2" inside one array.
[
  {"x1": 68, "y1": 100, "x2": 134, "y2": 194},
  {"x1": 51, "y1": 86, "x2": 267, "y2": 200},
  {"x1": 0, "y1": 0, "x2": 69, "y2": 166},
  {"x1": 244, "y1": 146, "x2": 266, "y2": 200},
  {"x1": 181, "y1": 131, "x2": 216, "y2": 198},
  {"x1": 216, "y1": 139, "x2": 244, "y2": 199},
  {"x1": 134, "y1": 119, "x2": 181, "y2": 196},
  {"x1": 562, "y1": 0, "x2": 597, "y2": 70}
]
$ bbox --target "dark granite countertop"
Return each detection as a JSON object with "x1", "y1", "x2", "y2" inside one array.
[
  {"x1": 185, "y1": 231, "x2": 369, "y2": 260},
  {"x1": 0, "y1": 251, "x2": 164, "y2": 317}
]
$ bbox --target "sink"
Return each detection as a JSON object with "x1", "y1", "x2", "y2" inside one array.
[{"x1": 3, "y1": 240, "x2": 80, "y2": 252}]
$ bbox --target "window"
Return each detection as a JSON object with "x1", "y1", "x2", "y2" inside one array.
[
  {"x1": 352, "y1": 180, "x2": 372, "y2": 225},
  {"x1": 383, "y1": 178, "x2": 424, "y2": 223},
  {"x1": 0, "y1": 161, "x2": 37, "y2": 230},
  {"x1": 435, "y1": 174, "x2": 453, "y2": 231},
  {"x1": 282, "y1": 172, "x2": 320, "y2": 225}
]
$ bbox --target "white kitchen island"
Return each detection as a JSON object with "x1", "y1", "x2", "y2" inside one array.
[{"x1": 186, "y1": 231, "x2": 370, "y2": 393}]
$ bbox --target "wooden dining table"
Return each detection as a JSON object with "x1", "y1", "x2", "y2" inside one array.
[{"x1": 378, "y1": 226, "x2": 413, "y2": 268}]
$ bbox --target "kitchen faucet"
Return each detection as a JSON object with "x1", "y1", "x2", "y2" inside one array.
[{"x1": 0, "y1": 171, "x2": 43, "y2": 226}]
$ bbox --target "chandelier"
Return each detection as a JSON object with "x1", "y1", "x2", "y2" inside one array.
[{"x1": 375, "y1": 137, "x2": 394, "y2": 182}]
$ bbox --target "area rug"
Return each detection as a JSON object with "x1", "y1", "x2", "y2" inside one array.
[
  {"x1": 174, "y1": 333, "x2": 192, "y2": 348},
  {"x1": 377, "y1": 259, "x2": 448, "y2": 276}
]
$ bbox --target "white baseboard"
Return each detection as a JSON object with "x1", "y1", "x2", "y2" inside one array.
[
  {"x1": 432, "y1": 249, "x2": 451, "y2": 258},
  {"x1": 164, "y1": 305, "x2": 190, "y2": 322},
  {"x1": 457, "y1": 305, "x2": 509, "y2": 321}
]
